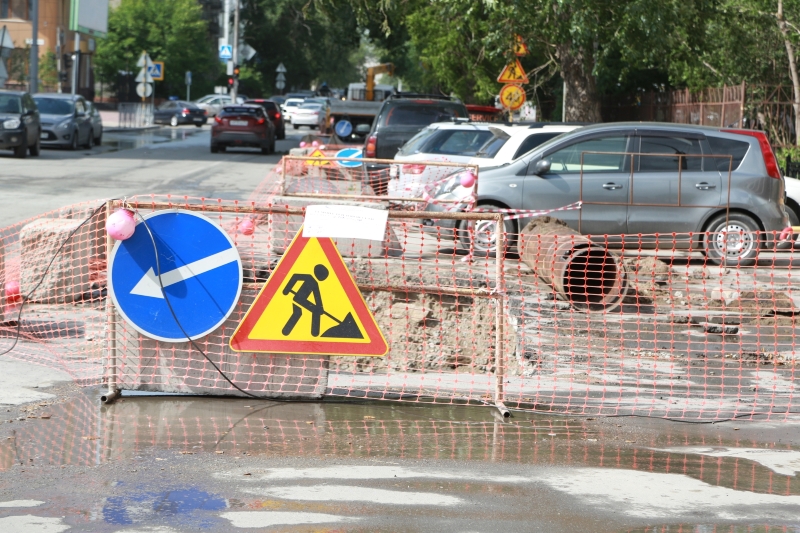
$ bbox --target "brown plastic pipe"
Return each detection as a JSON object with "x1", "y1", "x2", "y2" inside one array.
[{"x1": 519, "y1": 218, "x2": 628, "y2": 312}]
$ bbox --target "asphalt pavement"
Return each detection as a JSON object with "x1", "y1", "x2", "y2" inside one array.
[{"x1": 0, "y1": 124, "x2": 799, "y2": 532}]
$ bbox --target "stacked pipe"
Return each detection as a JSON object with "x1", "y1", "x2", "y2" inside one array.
[{"x1": 519, "y1": 217, "x2": 627, "y2": 311}]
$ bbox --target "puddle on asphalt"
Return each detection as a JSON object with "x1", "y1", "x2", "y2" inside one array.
[
  {"x1": 100, "y1": 127, "x2": 203, "y2": 152},
  {"x1": 1, "y1": 389, "x2": 799, "y2": 499},
  {"x1": 625, "y1": 527, "x2": 800, "y2": 532}
]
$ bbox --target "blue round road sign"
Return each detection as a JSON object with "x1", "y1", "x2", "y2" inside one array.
[
  {"x1": 335, "y1": 148, "x2": 363, "y2": 168},
  {"x1": 334, "y1": 120, "x2": 353, "y2": 138},
  {"x1": 108, "y1": 210, "x2": 243, "y2": 342}
]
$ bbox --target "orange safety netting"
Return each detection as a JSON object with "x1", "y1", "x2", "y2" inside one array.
[{"x1": 0, "y1": 156, "x2": 796, "y2": 421}]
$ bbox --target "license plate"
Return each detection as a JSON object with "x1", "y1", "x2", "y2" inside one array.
[
  {"x1": 230, "y1": 120, "x2": 248, "y2": 126},
  {"x1": 40, "y1": 133, "x2": 48, "y2": 140},
  {"x1": 193, "y1": 118, "x2": 203, "y2": 122}
]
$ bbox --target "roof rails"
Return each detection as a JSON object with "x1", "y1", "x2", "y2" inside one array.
[{"x1": 388, "y1": 92, "x2": 457, "y2": 102}]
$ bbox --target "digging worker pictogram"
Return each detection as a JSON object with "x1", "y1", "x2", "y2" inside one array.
[{"x1": 281, "y1": 264, "x2": 363, "y2": 339}]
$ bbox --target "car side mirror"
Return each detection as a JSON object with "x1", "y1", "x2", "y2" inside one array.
[
  {"x1": 355, "y1": 124, "x2": 371, "y2": 135},
  {"x1": 533, "y1": 159, "x2": 551, "y2": 175}
]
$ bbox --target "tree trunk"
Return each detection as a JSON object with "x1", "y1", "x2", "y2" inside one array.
[
  {"x1": 556, "y1": 43, "x2": 602, "y2": 123},
  {"x1": 777, "y1": 0, "x2": 800, "y2": 146}
]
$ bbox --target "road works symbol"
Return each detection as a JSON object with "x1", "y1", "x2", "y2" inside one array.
[
  {"x1": 497, "y1": 58, "x2": 529, "y2": 84},
  {"x1": 514, "y1": 35, "x2": 529, "y2": 57},
  {"x1": 229, "y1": 228, "x2": 388, "y2": 356},
  {"x1": 305, "y1": 148, "x2": 331, "y2": 166},
  {"x1": 499, "y1": 84, "x2": 526, "y2": 111}
]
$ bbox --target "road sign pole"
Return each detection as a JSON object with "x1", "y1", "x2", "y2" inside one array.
[
  {"x1": 71, "y1": 33, "x2": 79, "y2": 96},
  {"x1": 28, "y1": 0, "x2": 38, "y2": 94},
  {"x1": 231, "y1": 0, "x2": 239, "y2": 102}
]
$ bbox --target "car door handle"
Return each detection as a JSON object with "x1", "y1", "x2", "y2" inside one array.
[
  {"x1": 602, "y1": 183, "x2": 623, "y2": 190},
  {"x1": 695, "y1": 182, "x2": 716, "y2": 190}
]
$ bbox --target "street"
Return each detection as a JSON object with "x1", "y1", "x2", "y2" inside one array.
[{"x1": 0, "y1": 126, "x2": 799, "y2": 532}]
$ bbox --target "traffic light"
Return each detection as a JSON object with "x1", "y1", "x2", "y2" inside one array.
[
  {"x1": 227, "y1": 77, "x2": 234, "y2": 88},
  {"x1": 58, "y1": 72, "x2": 68, "y2": 82},
  {"x1": 62, "y1": 53, "x2": 73, "y2": 69},
  {"x1": 233, "y1": 64, "x2": 240, "y2": 78}
]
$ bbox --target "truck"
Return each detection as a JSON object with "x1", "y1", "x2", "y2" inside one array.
[{"x1": 328, "y1": 63, "x2": 395, "y2": 143}]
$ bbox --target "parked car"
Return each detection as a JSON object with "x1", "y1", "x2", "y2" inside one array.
[
  {"x1": 210, "y1": 104, "x2": 275, "y2": 154},
  {"x1": 85, "y1": 101, "x2": 104, "y2": 145},
  {"x1": 282, "y1": 98, "x2": 305, "y2": 122},
  {"x1": 424, "y1": 123, "x2": 788, "y2": 266},
  {"x1": 33, "y1": 93, "x2": 94, "y2": 150},
  {"x1": 195, "y1": 95, "x2": 233, "y2": 117},
  {"x1": 244, "y1": 99, "x2": 285, "y2": 139},
  {"x1": 0, "y1": 89, "x2": 41, "y2": 158},
  {"x1": 153, "y1": 101, "x2": 207, "y2": 127},
  {"x1": 388, "y1": 122, "x2": 581, "y2": 198},
  {"x1": 364, "y1": 93, "x2": 469, "y2": 194},
  {"x1": 291, "y1": 103, "x2": 325, "y2": 130}
]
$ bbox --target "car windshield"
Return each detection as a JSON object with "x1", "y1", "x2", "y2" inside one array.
[
  {"x1": 381, "y1": 104, "x2": 464, "y2": 127},
  {"x1": 0, "y1": 95, "x2": 22, "y2": 114},
  {"x1": 299, "y1": 104, "x2": 321, "y2": 110},
  {"x1": 34, "y1": 97, "x2": 74, "y2": 115},
  {"x1": 397, "y1": 127, "x2": 439, "y2": 156},
  {"x1": 420, "y1": 129, "x2": 499, "y2": 157},
  {"x1": 285, "y1": 101, "x2": 301, "y2": 107}
]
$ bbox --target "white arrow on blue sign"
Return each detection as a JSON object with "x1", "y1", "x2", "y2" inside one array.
[
  {"x1": 219, "y1": 44, "x2": 233, "y2": 60},
  {"x1": 108, "y1": 210, "x2": 243, "y2": 342},
  {"x1": 335, "y1": 147, "x2": 363, "y2": 167}
]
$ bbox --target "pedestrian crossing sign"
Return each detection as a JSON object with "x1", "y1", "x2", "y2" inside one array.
[{"x1": 229, "y1": 228, "x2": 388, "y2": 356}]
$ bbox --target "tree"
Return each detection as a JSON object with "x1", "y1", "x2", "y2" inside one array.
[
  {"x1": 242, "y1": 0, "x2": 362, "y2": 94},
  {"x1": 94, "y1": 0, "x2": 218, "y2": 98}
]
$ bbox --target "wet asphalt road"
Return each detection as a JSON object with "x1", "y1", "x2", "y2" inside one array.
[
  {"x1": 0, "y1": 387, "x2": 798, "y2": 532},
  {"x1": 0, "y1": 124, "x2": 799, "y2": 532}
]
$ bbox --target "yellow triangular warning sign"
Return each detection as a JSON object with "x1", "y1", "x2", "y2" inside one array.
[
  {"x1": 514, "y1": 35, "x2": 529, "y2": 57},
  {"x1": 305, "y1": 148, "x2": 331, "y2": 166},
  {"x1": 497, "y1": 59, "x2": 528, "y2": 84},
  {"x1": 229, "y1": 228, "x2": 388, "y2": 356}
]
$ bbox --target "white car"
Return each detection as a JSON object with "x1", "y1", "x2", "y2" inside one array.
[
  {"x1": 194, "y1": 94, "x2": 245, "y2": 117},
  {"x1": 291, "y1": 103, "x2": 325, "y2": 129},
  {"x1": 282, "y1": 98, "x2": 305, "y2": 123},
  {"x1": 387, "y1": 122, "x2": 582, "y2": 199}
]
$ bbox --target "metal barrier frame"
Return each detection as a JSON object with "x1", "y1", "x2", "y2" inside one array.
[
  {"x1": 279, "y1": 156, "x2": 480, "y2": 205},
  {"x1": 103, "y1": 200, "x2": 509, "y2": 416}
]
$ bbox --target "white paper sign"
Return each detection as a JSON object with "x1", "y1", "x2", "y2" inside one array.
[{"x1": 303, "y1": 205, "x2": 389, "y2": 241}]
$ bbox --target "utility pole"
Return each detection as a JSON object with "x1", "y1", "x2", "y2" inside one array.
[
  {"x1": 71, "y1": 33, "x2": 80, "y2": 96},
  {"x1": 28, "y1": 0, "x2": 38, "y2": 93},
  {"x1": 231, "y1": 0, "x2": 239, "y2": 102},
  {"x1": 223, "y1": 0, "x2": 230, "y2": 45}
]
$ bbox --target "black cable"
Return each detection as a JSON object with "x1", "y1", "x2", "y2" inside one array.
[
  {"x1": 132, "y1": 208, "x2": 262, "y2": 398},
  {"x1": 0, "y1": 203, "x2": 107, "y2": 358}
]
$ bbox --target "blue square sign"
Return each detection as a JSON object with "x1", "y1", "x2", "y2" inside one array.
[{"x1": 219, "y1": 45, "x2": 232, "y2": 60}]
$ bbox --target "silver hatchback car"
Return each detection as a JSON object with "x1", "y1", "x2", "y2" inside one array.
[{"x1": 425, "y1": 123, "x2": 788, "y2": 266}]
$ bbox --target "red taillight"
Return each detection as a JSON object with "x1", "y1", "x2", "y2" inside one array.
[
  {"x1": 365, "y1": 135, "x2": 377, "y2": 158},
  {"x1": 182, "y1": 108, "x2": 190, "y2": 115},
  {"x1": 722, "y1": 129, "x2": 782, "y2": 179},
  {"x1": 214, "y1": 116, "x2": 222, "y2": 124},
  {"x1": 257, "y1": 117, "x2": 266, "y2": 125},
  {"x1": 402, "y1": 164, "x2": 427, "y2": 175},
  {"x1": 274, "y1": 112, "x2": 281, "y2": 119},
  {"x1": 203, "y1": 110, "x2": 208, "y2": 116}
]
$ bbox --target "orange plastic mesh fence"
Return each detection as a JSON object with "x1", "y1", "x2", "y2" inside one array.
[{"x1": 0, "y1": 192, "x2": 798, "y2": 421}]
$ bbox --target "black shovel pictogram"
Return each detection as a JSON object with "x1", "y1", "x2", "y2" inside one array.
[{"x1": 282, "y1": 264, "x2": 364, "y2": 340}]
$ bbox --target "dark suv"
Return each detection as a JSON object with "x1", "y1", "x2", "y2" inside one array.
[
  {"x1": 244, "y1": 99, "x2": 285, "y2": 139},
  {"x1": 426, "y1": 123, "x2": 788, "y2": 266},
  {"x1": 0, "y1": 90, "x2": 41, "y2": 158},
  {"x1": 365, "y1": 94, "x2": 468, "y2": 193}
]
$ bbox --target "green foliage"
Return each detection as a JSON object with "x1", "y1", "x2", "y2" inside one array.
[
  {"x1": 94, "y1": 0, "x2": 218, "y2": 98},
  {"x1": 242, "y1": 0, "x2": 362, "y2": 94},
  {"x1": 39, "y1": 51, "x2": 59, "y2": 90}
]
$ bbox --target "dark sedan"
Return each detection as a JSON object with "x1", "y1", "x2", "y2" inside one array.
[
  {"x1": 0, "y1": 90, "x2": 40, "y2": 158},
  {"x1": 244, "y1": 99, "x2": 285, "y2": 139},
  {"x1": 153, "y1": 101, "x2": 207, "y2": 127},
  {"x1": 211, "y1": 105, "x2": 275, "y2": 154}
]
